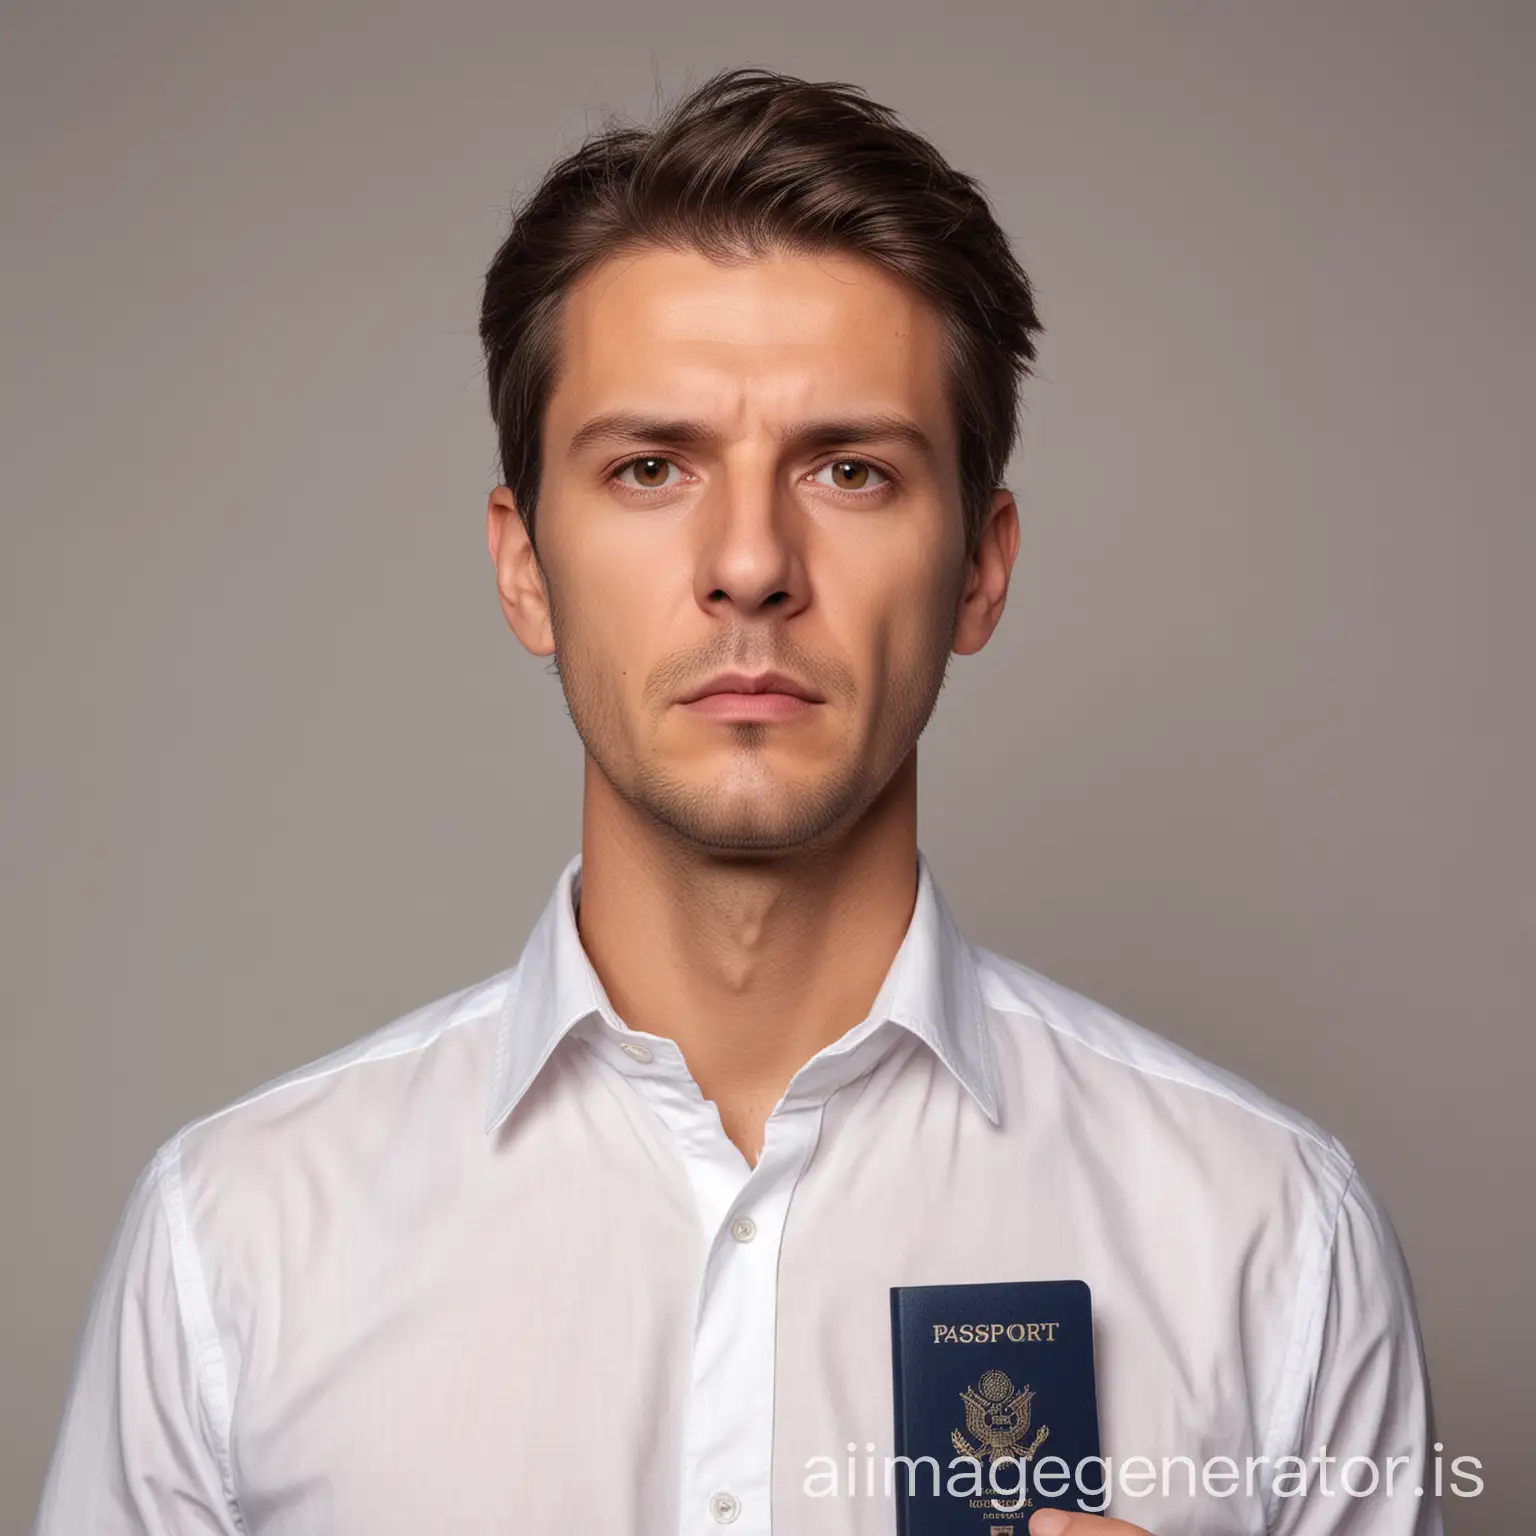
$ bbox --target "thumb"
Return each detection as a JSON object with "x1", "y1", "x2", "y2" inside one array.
[{"x1": 1029, "y1": 1511, "x2": 1152, "y2": 1536}]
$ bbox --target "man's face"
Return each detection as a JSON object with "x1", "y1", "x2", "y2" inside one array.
[{"x1": 490, "y1": 245, "x2": 1014, "y2": 854}]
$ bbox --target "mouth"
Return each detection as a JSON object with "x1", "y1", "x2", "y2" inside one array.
[{"x1": 677, "y1": 670, "x2": 824, "y2": 722}]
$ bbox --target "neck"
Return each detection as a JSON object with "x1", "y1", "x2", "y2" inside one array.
[{"x1": 574, "y1": 754, "x2": 920, "y2": 1166}]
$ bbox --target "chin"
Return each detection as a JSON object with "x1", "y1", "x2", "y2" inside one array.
[{"x1": 638, "y1": 775, "x2": 871, "y2": 856}]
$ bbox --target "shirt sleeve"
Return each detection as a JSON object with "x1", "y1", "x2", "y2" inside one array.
[
  {"x1": 33, "y1": 1138, "x2": 243, "y2": 1535},
  {"x1": 1269, "y1": 1165, "x2": 1445, "y2": 1536}
]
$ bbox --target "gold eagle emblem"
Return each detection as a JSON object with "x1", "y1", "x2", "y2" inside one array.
[{"x1": 951, "y1": 1369, "x2": 1049, "y2": 1464}]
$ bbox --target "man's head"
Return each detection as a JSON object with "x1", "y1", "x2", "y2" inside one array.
[{"x1": 480, "y1": 68, "x2": 1042, "y2": 856}]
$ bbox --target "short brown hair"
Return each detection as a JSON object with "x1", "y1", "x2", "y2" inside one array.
[{"x1": 479, "y1": 67, "x2": 1043, "y2": 554}]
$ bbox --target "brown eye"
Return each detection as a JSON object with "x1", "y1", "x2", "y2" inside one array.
[
  {"x1": 617, "y1": 456, "x2": 678, "y2": 491},
  {"x1": 811, "y1": 458, "x2": 890, "y2": 494}
]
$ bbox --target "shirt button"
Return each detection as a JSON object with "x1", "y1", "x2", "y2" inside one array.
[
  {"x1": 729, "y1": 1216, "x2": 757, "y2": 1244},
  {"x1": 619, "y1": 1041, "x2": 653, "y2": 1063},
  {"x1": 709, "y1": 1490, "x2": 741, "y2": 1524}
]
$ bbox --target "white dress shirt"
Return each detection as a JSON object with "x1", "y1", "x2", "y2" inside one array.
[{"x1": 37, "y1": 850, "x2": 1442, "y2": 1534}]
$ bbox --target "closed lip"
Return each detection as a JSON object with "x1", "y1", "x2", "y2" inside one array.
[{"x1": 678, "y1": 670, "x2": 824, "y2": 704}]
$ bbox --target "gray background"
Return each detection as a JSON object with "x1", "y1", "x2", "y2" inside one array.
[{"x1": 2, "y1": 1, "x2": 1530, "y2": 1530}]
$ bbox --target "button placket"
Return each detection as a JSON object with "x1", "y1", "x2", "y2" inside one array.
[{"x1": 675, "y1": 1103, "x2": 825, "y2": 1534}]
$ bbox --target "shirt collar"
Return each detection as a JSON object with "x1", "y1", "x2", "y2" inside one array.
[{"x1": 484, "y1": 847, "x2": 998, "y2": 1135}]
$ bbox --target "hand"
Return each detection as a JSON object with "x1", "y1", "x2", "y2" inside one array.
[{"x1": 1029, "y1": 1513, "x2": 1154, "y2": 1536}]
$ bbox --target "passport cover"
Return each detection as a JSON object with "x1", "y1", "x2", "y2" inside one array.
[{"x1": 890, "y1": 1280, "x2": 1100, "y2": 1534}]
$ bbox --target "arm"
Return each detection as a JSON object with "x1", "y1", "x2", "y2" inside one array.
[
  {"x1": 1023, "y1": 1166, "x2": 1446, "y2": 1536},
  {"x1": 33, "y1": 1139, "x2": 243, "y2": 1534},
  {"x1": 1263, "y1": 1166, "x2": 1443, "y2": 1536}
]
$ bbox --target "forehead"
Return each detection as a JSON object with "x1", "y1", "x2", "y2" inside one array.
[{"x1": 547, "y1": 245, "x2": 953, "y2": 446}]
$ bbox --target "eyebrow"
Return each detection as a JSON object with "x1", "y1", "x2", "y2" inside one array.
[{"x1": 565, "y1": 410, "x2": 939, "y2": 465}]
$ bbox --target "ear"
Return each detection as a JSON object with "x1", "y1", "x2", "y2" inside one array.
[
  {"x1": 486, "y1": 487, "x2": 555, "y2": 657},
  {"x1": 952, "y1": 488, "x2": 1020, "y2": 656}
]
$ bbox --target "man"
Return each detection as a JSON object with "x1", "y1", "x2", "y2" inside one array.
[{"x1": 37, "y1": 68, "x2": 1440, "y2": 1535}]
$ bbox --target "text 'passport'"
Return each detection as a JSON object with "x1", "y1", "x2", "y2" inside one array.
[{"x1": 890, "y1": 1280, "x2": 1100, "y2": 1535}]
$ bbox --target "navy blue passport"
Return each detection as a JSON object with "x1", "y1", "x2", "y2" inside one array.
[{"x1": 890, "y1": 1281, "x2": 1100, "y2": 1533}]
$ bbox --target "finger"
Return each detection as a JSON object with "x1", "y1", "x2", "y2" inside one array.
[{"x1": 1028, "y1": 1510, "x2": 1154, "y2": 1536}]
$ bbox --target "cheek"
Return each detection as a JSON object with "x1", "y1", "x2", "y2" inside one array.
[
  {"x1": 826, "y1": 541, "x2": 959, "y2": 679},
  {"x1": 553, "y1": 523, "x2": 691, "y2": 686}
]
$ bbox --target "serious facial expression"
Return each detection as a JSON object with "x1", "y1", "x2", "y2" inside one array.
[{"x1": 502, "y1": 246, "x2": 988, "y2": 855}]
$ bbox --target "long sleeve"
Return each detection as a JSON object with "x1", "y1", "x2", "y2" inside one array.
[
  {"x1": 1269, "y1": 1166, "x2": 1445, "y2": 1536},
  {"x1": 33, "y1": 1139, "x2": 243, "y2": 1534}
]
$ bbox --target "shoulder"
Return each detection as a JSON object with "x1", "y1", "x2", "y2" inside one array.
[
  {"x1": 971, "y1": 942, "x2": 1356, "y2": 1211},
  {"x1": 161, "y1": 964, "x2": 515, "y2": 1211}
]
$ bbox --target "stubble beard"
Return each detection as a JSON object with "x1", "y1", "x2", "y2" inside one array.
[{"x1": 546, "y1": 600, "x2": 961, "y2": 857}]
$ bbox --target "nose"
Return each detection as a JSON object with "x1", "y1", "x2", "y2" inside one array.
[{"x1": 693, "y1": 463, "x2": 809, "y2": 620}]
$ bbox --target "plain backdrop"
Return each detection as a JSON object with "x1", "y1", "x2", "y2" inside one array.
[{"x1": 2, "y1": 1, "x2": 1530, "y2": 1530}]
